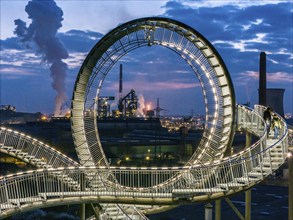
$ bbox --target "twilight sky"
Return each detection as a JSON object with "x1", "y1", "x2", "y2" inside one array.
[{"x1": 0, "y1": 0, "x2": 292, "y2": 116}]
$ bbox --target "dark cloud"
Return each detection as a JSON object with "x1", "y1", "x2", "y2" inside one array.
[
  {"x1": 0, "y1": 37, "x2": 23, "y2": 50},
  {"x1": 161, "y1": 1, "x2": 292, "y2": 113},
  {"x1": 58, "y1": 30, "x2": 103, "y2": 52},
  {"x1": 164, "y1": 1, "x2": 292, "y2": 44},
  {"x1": 1, "y1": 1, "x2": 292, "y2": 114}
]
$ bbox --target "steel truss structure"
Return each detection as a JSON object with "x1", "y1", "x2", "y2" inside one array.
[
  {"x1": 0, "y1": 105, "x2": 291, "y2": 219},
  {"x1": 71, "y1": 17, "x2": 236, "y2": 168},
  {"x1": 0, "y1": 18, "x2": 292, "y2": 219}
]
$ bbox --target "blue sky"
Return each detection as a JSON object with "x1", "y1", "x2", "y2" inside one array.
[{"x1": 0, "y1": 0, "x2": 292, "y2": 116}]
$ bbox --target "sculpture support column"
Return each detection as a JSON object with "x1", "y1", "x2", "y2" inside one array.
[
  {"x1": 205, "y1": 203, "x2": 213, "y2": 220},
  {"x1": 215, "y1": 200, "x2": 221, "y2": 220},
  {"x1": 289, "y1": 152, "x2": 293, "y2": 220}
]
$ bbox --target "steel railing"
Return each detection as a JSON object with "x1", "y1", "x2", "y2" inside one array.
[
  {"x1": 0, "y1": 128, "x2": 146, "y2": 220},
  {"x1": 0, "y1": 105, "x2": 289, "y2": 218}
]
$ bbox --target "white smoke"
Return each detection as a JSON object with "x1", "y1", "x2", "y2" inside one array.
[
  {"x1": 136, "y1": 94, "x2": 146, "y2": 117},
  {"x1": 14, "y1": 0, "x2": 68, "y2": 116}
]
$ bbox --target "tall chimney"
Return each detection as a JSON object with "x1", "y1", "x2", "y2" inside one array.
[
  {"x1": 119, "y1": 64, "x2": 123, "y2": 94},
  {"x1": 259, "y1": 52, "x2": 266, "y2": 106}
]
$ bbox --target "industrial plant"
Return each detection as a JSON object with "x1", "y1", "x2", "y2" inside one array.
[{"x1": 0, "y1": 14, "x2": 292, "y2": 220}]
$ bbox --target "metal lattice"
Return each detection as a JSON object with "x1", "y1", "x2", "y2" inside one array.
[{"x1": 71, "y1": 17, "x2": 236, "y2": 173}]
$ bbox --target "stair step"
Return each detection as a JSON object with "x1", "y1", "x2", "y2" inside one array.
[
  {"x1": 25, "y1": 156, "x2": 36, "y2": 160},
  {"x1": 263, "y1": 158, "x2": 283, "y2": 163},
  {"x1": 3, "y1": 146, "x2": 14, "y2": 150},
  {"x1": 262, "y1": 161, "x2": 281, "y2": 167},
  {"x1": 17, "y1": 152, "x2": 28, "y2": 156},
  {"x1": 106, "y1": 207, "x2": 121, "y2": 211},
  {"x1": 172, "y1": 187, "x2": 224, "y2": 195},
  {"x1": 234, "y1": 177, "x2": 250, "y2": 183},
  {"x1": 218, "y1": 182, "x2": 245, "y2": 189},
  {"x1": 0, "y1": 203, "x2": 17, "y2": 210},
  {"x1": 9, "y1": 149, "x2": 21, "y2": 154},
  {"x1": 1, "y1": 146, "x2": 13, "y2": 150},
  {"x1": 269, "y1": 152, "x2": 283, "y2": 156},
  {"x1": 253, "y1": 167, "x2": 272, "y2": 173},
  {"x1": 234, "y1": 175, "x2": 262, "y2": 182},
  {"x1": 270, "y1": 147, "x2": 283, "y2": 151},
  {"x1": 266, "y1": 139, "x2": 280, "y2": 145},
  {"x1": 9, "y1": 197, "x2": 42, "y2": 204}
]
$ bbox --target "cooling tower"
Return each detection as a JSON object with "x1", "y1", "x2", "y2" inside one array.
[{"x1": 266, "y1": 88, "x2": 285, "y2": 117}]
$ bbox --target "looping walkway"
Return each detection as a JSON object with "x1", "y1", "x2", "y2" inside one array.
[
  {"x1": 0, "y1": 105, "x2": 290, "y2": 219},
  {"x1": 0, "y1": 17, "x2": 292, "y2": 220}
]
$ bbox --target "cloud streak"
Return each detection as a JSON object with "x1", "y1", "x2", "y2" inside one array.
[
  {"x1": 0, "y1": 67, "x2": 37, "y2": 79},
  {"x1": 213, "y1": 33, "x2": 270, "y2": 52},
  {"x1": 237, "y1": 70, "x2": 293, "y2": 83},
  {"x1": 103, "y1": 80, "x2": 199, "y2": 92},
  {"x1": 181, "y1": 0, "x2": 287, "y2": 9}
]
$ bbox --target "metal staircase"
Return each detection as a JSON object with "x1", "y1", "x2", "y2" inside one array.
[
  {"x1": 0, "y1": 105, "x2": 290, "y2": 219},
  {"x1": 0, "y1": 128, "x2": 144, "y2": 220},
  {"x1": 1, "y1": 16, "x2": 292, "y2": 220}
]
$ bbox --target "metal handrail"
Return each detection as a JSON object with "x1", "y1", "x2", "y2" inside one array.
[
  {"x1": 0, "y1": 128, "x2": 144, "y2": 219},
  {"x1": 0, "y1": 105, "x2": 289, "y2": 218},
  {"x1": 0, "y1": 105, "x2": 287, "y2": 180},
  {"x1": 0, "y1": 127, "x2": 79, "y2": 170},
  {"x1": 288, "y1": 124, "x2": 293, "y2": 147}
]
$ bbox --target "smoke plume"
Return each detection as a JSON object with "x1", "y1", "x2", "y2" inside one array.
[
  {"x1": 136, "y1": 94, "x2": 146, "y2": 117},
  {"x1": 14, "y1": 0, "x2": 68, "y2": 116}
]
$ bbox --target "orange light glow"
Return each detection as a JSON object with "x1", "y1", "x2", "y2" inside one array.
[
  {"x1": 41, "y1": 115, "x2": 48, "y2": 121},
  {"x1": 65, "y1": 111, "x2": 71, "y2": 118}
]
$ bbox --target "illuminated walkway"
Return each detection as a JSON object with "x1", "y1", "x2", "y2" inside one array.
[
  {"x1": 0, "y1": 127, "x2": 143, "y2": 219},
  {"x1": 0, "y1": 17, "x2": 292, "y2": 219},
  {"x1": 0, "y1": 105, "x2": 291, "y2": 219}
]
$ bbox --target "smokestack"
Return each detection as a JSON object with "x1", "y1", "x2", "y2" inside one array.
[
  {"x1": 119, "y1": 64, "x2": 123, "y2": 94},
  {"x1": 259, "y1": 52, "x2": 266, "y2": 106},
  {"x1": 157, "y1": 98, "x2": 160, "y2": 109}
]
